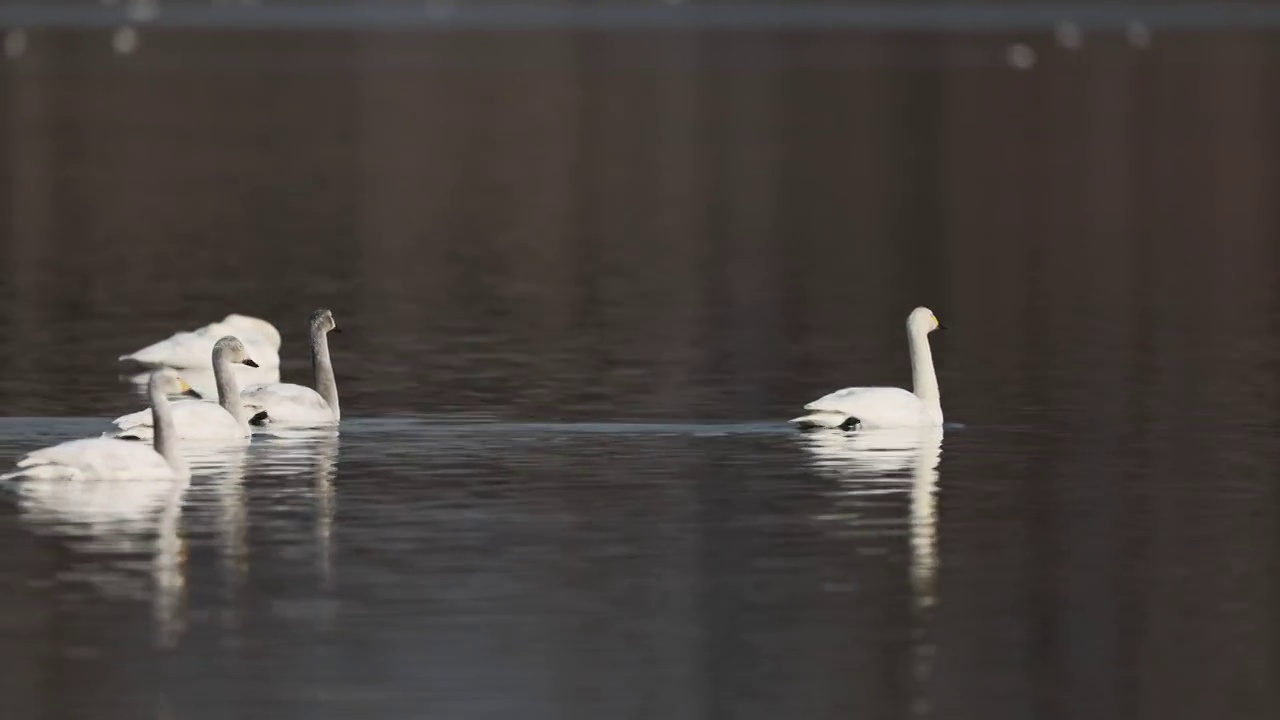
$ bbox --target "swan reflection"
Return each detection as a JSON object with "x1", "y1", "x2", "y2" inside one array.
[
  {"x1": 801, "y1": 426, "x2": 942, "y2": 604},
  {"x1": 800, "y1": 426, "x2": 943, "y2": 718},
  {"x1": 249, "y1": 427, "x2": 339, "y2": 588},
  {"x1": 14, "y1": 474, "x2": 191, "y2": 649}
]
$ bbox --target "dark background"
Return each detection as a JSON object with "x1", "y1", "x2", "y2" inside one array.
[{"x1": 1, "y1": 6, "x2": 1279, "y2": 719}]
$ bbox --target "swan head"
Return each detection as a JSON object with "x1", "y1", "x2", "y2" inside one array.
[
  {"x1": 908, "y1": 306, "x2": 943, "y2": 335},
  {"x1": 152, "y1": 368, "x2": 201, "y2": 398},
  {"x1": 310, "y1": 308, "x2": 340, "y2": 335},
  {"x1": 213, "y1": 336, "x2": 260, "y2": 368}
]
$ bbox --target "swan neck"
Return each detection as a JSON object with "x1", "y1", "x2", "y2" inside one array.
[
  {"x1": 212, "y1": 346, "x2": 246, "y2": 425},
  {"x1": 310, "y1": 328, "x2": 340, "y2": 420},
  {"x1": 149, "y1": 377, "x2": 188, "y2": 476},
  {"x1": 908, "y1": 327, "x2": 942, "y2": 423}
]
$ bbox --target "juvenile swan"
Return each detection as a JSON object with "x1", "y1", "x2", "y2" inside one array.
[
  {"x1": 241, "y1": 309, "x2": 341, "y2": 427},
  {"x1": 111, "y1": 336, "x2": 260, "y2": 442},
  {"x1": 791, "y1": 307, "x2": 944, "y2": 430},
  {"x1": 119, "y1": 313, "x2": 281, "y2": 370},
  {"x1": 1, "y1": 370, "x2": 197, "y2": 481}
]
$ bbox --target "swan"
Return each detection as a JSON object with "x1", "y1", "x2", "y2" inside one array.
[
  {"x1": 110, "y1": 336, "x2": 259, "y2": 442},
  {"x1": 791, "y1": 306, "x2": 944, "y2": 430},
  {"x1": 118, "y1": 313, "x2": 281, "y2": 371},
  {"x1": 1, "y1": 369, "x2": 197, "y2": 482},
  {"x1": 241, "y1": 308, "x2": 341, "y2": 427}
]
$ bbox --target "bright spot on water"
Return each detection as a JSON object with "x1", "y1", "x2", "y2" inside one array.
[
  {"x1": 423, "y1": 1, "x2": 456, "y2": 21},
  {"x1": 1054, "y1": 20, "x2": 1083, "y2": 49},
  {"x1": 1126, "y1": 20, "x2": 1152, "y2": 48},
  {"x1": 1006, "y1": 43, "x2": 1037, "y2": 70},
  {"x1": 112, "y1": 26, "x2": 139, "y2": 55},
  {"x1": 4, "y1": 29, "x2": 27, "y2": 59},
  {"x1": 127, "y1": 0, "x2": 160, "y2": 23}
]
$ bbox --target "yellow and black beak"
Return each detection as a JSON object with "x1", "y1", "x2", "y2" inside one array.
[{"x1": 177, "y1": 379, "x2": 202, "y2": 399}]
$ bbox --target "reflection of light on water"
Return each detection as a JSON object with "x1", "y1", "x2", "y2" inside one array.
[
  {"x1": 4, "y1": 28, "x2": 27, "y2": 59},
  {"x1": 800, "y1": 426, "x2": 942, "y2": 717},
  {"x1": 14, "y1": 474, "x2": 191, "y2": 649},
  {"x1": 1006, "y1": 42, "x2": 1036, "y2": 70},
  {"x1": 250, "y1": 428, "x2": 340, "y2": 587},
  {"x1": 152, "y1": 480, "x2": 187, "y2": 650},
  {"x1": 213, "y1": 449, "x2": 250, "y2": 595}
]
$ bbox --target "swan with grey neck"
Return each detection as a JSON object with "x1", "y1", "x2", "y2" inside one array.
[
  {"x1": 240, "y1": 309, "x2": 342, "y2": 427},
  {"x1": 791, "y1": 307, "x2": 944, "y2": 430},
  {"x1": 110, "y1": 336, "x2": 259, "y2": 442},
  {"x1": 1, "y1": 369, "x2": 197, "y2": 481}
]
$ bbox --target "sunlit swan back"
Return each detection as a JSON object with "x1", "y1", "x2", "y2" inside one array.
[
  {"x1": 1, "y1": 370, "x2": 195, "y2": 482},
  {"x1": 791, "y1": 307, "x2": 943, "y2": 430},
  {"x1": 119, "y1": 313, "x2": 281, "y2": 371}
]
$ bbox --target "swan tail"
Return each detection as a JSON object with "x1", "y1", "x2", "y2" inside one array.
[
  {"x1": 789, "y1": 411, "x2": 860, "y2": 430},
  {"x1": 0, "y1": 460, "x2": 81, "y2": 482}
]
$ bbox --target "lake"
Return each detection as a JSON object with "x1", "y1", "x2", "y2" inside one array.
[{"x1": 1, "y1": 20, "x2": 1278, "y2": 720}]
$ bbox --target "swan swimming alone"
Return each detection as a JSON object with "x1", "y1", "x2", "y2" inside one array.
[
  {"x1": 791, "y1": 307, "x2": 944, "y2": 430},
  {"x1": 240, "y1": 308, "x2": 342, "y2": 427},
  {"x1": 110, "y1": 336, "x2": 260, "y2": 442},
  {"x1": 1, "y1": 369, "x2": 198, "y2": 482},
  {"x1": 118, "y1": 313, "x2": 281, "y2": 371}
]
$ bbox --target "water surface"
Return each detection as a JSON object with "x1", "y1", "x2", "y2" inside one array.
[{"x1": 2, "y1": 24, "x2": 1279, "y2": 720}]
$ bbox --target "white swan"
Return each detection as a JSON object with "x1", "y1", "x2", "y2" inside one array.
[
  {"x1": 110, "y1": 336, "x2": 259, "y2": 442},
  {"x1": 1, "y1": 370, "x2": 196, "y2": 482},
  {"x1": 791, "y1": 306, "x2": 944, "y2": 430},
  {"x1": 241, "y1": 308, "x2": 341, "y2": 427},
  {"x1": 118, "y1": 313, "x2": 281, "y2": 371}
]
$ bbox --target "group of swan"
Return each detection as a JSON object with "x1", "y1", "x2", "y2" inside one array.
[
  {"x1": 2, "y1": 304, "x2": 943, "y2": 482},
  {"x1": 1, "y1": 308, "x2": 342, "y2": 482}
]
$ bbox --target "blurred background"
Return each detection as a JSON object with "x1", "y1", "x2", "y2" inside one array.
[{"x1": 2, "y1": 2, "x2": 1280, "y2": 719}]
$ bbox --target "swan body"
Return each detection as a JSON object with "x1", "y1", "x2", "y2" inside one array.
[
  {"x1": 3, "y1": 438, "x2": 182, "y2": 482},
  {"x1": 241, "y1": 308, "x2": 341, "y2": 427},
  {"x1": 2, "y1": 370, "x2": 195, "y2": 482},
  {"x1": 792, "y1": 307, "x2": 944, "y2": 430},
  {"x1": 111, "y1": 336, "x2": 259, "y2": 442},
  {"x1": 119, "y1": 314, "x2": 281, "y2": 370},
  {"x1": 241, "y1": 383, "x2": 334, "y2": 426}
]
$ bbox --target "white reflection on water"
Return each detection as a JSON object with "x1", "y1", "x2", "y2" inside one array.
[
  {"x1": 14, "y1": 472, "x2": 191, "y2": 649},
  {"x1": 249, "y1": 427, "x2": 340, "y2": 588},
  {"x1": 799, "y1": 425, "x2": 943, "y2": 718},
  {"x1": 7, "y1": 426, "x2": 339, "y2": 653}
]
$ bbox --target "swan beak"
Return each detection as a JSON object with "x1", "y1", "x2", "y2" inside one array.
[
  {"x1": 176, "y1": 379, "x2": 202, "y2": 399},
  {"x1": 935, "y1": 322, "x2": 946, "y2": 331},
  {"x1": 330, "y1": 326, "x2": 342, "y2": 334},
  {"x1": 243, "y1": 358, "x2": 260, "y2": 368}
]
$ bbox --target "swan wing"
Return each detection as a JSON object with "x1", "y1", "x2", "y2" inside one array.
[
  {"x1": 120, "y1": 324, "x2": 280, "y2": 370},
  {"x1": 798, "y1": 387, "x2": 930, "y2": 429},
  {"x1": 241, "y1": 383, "x2": 335, "y2": 425},
  {"x1": 111, "y1": 400, "x2": 247, "y2": 440}
]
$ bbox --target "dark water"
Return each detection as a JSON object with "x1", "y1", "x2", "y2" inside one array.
[{"x1": 2, "y1": 25, "x2": 1280, "y2": 720}]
